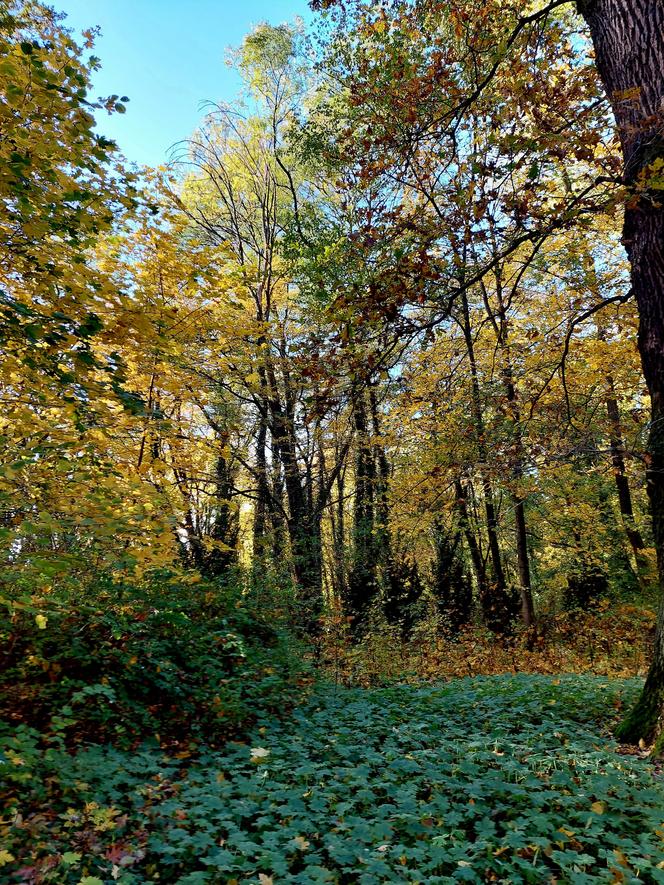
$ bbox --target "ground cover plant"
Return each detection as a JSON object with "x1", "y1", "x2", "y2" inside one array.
[{"x1": 2, "y1": 675, "x2": 663, "y2": 884}]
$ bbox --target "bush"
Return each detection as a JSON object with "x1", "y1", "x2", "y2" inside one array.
[{"x1": 0, "y1": 569, "x2": 310, "y2": 748}]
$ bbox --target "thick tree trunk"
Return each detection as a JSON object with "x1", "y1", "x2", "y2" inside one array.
[{"x1": 579, "y1": 0, "x2": 664, "y2": 752}]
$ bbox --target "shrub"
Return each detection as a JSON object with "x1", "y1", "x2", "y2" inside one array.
[{"x1": 0, "y1": 568, "x2": 310, "y2": 748}]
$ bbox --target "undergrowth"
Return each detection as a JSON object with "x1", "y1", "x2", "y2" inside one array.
[
  {"x1": 2, "y1": 675, "x2": 663, "y2": 883},
  {"x1": 321, "y1": 602, "x2": 657, "y2": 687},
  {"x1": 0, "y1": 571, "x2": 309, "y2": 748}
]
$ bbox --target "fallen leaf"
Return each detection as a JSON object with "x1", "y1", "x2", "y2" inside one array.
[{"x1": 250, "y1": 747, "x2": 270, "y2": 763}]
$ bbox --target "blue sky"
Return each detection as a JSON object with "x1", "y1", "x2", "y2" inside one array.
[{"x1": 56, "y1": 0, "x2": 310, "y2": 168}]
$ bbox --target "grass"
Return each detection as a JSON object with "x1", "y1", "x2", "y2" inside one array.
[{"x1": 2, "y1": 674, "x2": 663, "y2": 883}]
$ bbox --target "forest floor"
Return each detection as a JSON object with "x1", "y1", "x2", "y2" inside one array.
[{"x1": 3, "y1": 674, "x2": 664, "y2": 884}]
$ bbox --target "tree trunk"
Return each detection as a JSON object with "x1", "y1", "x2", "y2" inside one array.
[
  {"x1": 477, "y1": 239, "x2": 536, "y2": 628},
  {"x1": 604, "y1": 374, "x2": 651, "y2": 575},
  {"x1": 460, "y1": 291, "x2": 516, "y2": 632},
  {"x1": 497, "y1": 304, "x2": 535, "y2": 628},
  {"x1": 454, "y1": 477, "x2": 490, "y2": 616},
  {"x1": 332, "y1": 460, "x2": 347, "y2": 600},
  {"x1": 369, "y1": 384, "x2": 391, "y2": 560},
  {"x1": 346, "y1": 388, "x2": 380, "y2": 633},
  {"x1": 265, "y1": 355, "x2": 324, "y2": 625},
  {"x1": 592, "y1": 269, "x2": 650, "y2": 582},
  {"x1": 270, "y1": 452, "x2": 287, "y2": 565},
  {"x1": 513, "y1": 494, "x2": 534, "y2": 626},
  {"x1": 252, "y1": 416, "x2": 270, "y2": 570},
  {"x1": 206, "y1": 450, "x2": 239, "y2": 576},
  {"x1": 432, "y1": 513, "x2": 473, "y2": 634},
  {"x1": 578, "y1": 0, "x2": 664, "y2": 752}
]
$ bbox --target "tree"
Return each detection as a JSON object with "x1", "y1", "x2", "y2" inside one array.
[
  {"x1": 307, "y1": 0, "x2": 615, "y2": 633},
  {"x1": 0, "y1": 2, "x2": 170, "y2": 594},
  {"x1": 312, "y1": 0, "x2": 664, "y2": 750},
  {"x1": 576, "y1": 0, "x2": 664, "y2": 753},
  {"x1": 173, "y1": 23, "x2": 354, "y2": 630}
]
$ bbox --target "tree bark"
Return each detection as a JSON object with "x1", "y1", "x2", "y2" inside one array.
[
  {"x1": 332, "y1": 459, "x2": 347, "y2": 600},
  {"x1": 206, "y1": 450, "x2": 239, "y2": 576},
  {"x1": 454, "y1": 478, "x2": 490, "y2": 617},
  {"x1": 460, "y1": 290, "x2": 516, "y2": 632},
  {"x1": 270, "y1": 452, "x2": 287, "y2": 564},
  {"x1": 513, "y1": 494, "x2": 534, "y2": 625},
  {"x1": 493, "y1": 278, "x2": 536, "y2": 628},
  {"x1": 346, "y1": 388, "x2": 380, "y2": 632},
  {"x1": 252, "y1": 416, "x2": 271, "y2": 569},
  {"x1": 578, "y1": 0, "x2": 664, "y2": 752},
  {"x1": 604, "y1": 373, "x2": 652, "y2": 578},
  {"x1": 369, "y1": 383, "x2": 391, "y2": 559}
]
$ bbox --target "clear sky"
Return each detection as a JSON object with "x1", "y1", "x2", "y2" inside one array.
[{"x1": 56, "y1": 0, "x2": 311, "y2": 168}]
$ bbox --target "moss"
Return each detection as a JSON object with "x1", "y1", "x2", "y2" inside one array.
[
  {"x1": 615, "y1": 683, "x2": 663, "y2": 747},
  {"x1": 652, "y1": 728, "x2": 664, "y2": 760}
]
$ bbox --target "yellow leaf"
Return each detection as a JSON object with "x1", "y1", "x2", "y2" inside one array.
[
  {"x1": 0, "y1": 851, "x2": 15, "y2": 866},
  {"x1": 614, "y1": 849, "x2": 630, "y2": 867},
  {"x1": 35, "y1": 614, "x2": 48, "y2": 630},
  {"x1": 591, "y1": 801, "x2": 605, "y2": 815}
]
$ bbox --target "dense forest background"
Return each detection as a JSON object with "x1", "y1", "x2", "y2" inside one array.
[
  {"x1": 0, "y1": 0, "x2": 660, "y2": 725},
  {"x1": 2, "y1": 1, "x2": 664, "y2": 882}
]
